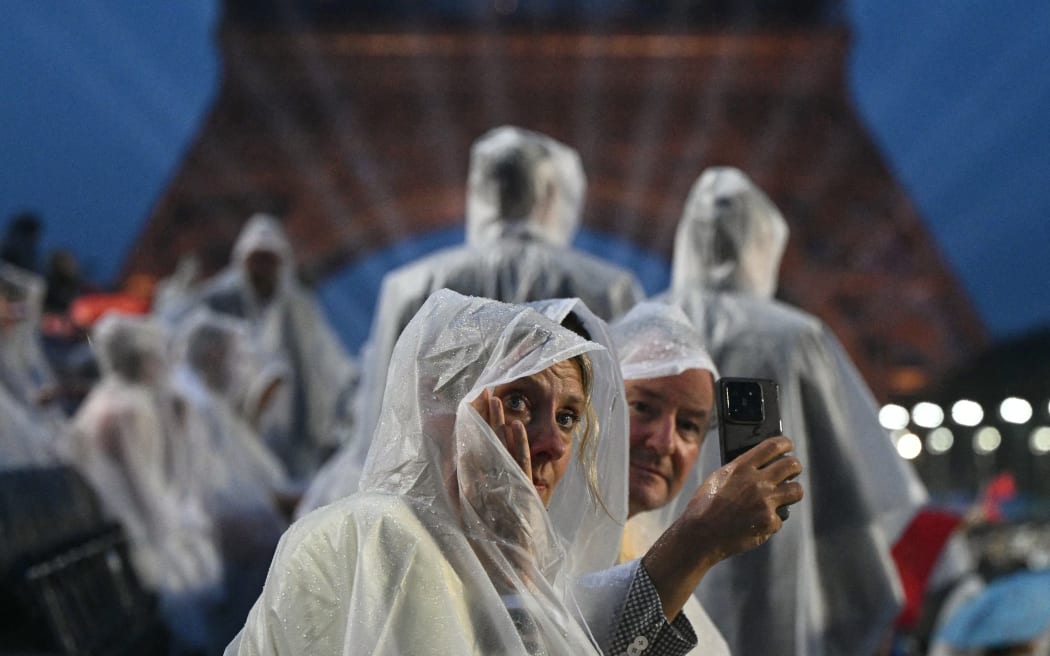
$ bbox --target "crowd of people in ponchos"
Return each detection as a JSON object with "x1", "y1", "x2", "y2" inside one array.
[{"x1": 3, "y1": 126, "x2": 1049, "y2": 656}]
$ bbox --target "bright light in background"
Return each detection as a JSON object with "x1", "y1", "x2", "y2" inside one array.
[
  {"x1": 912, "y1": 402, "x2": 944, "y2": 429},
  {"x1": 879, "y1": 404, "x2": 910, "y2": 430},
  {"x1": 973, "y1": 426, "x2": 1002, "y2": 454},
  {"x1": 926, "y1": 427, "x2": 954, "y2": 455},
  {"x1": 1029, "y1": 427, "x2": 1050, "y2": 455},
  {"x1": 1000, "y1": 397, "x2": 1033, "y2": 424},
  {"x1": 895, "y1": 432, "x2": 922, "y2": 460},
  {"x1": 952, "y1": 400, "x2": 984, "y2": 427}
]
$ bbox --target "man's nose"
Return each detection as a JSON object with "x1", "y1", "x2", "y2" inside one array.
[
  {"x1": 644, "y1": 414, "x2": 677, "y2": 456},
  {"x1": 529, "y1": 413, "x2": 567, "y2": 463}
]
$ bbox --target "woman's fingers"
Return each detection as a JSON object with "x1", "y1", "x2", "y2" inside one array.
[
  {"x1": 472, "y1": 389, "x2": 531, "y2": 478},
  {"x1": 507, "y1": 420, "x2": 531, "y2": 480},
  {"x1": 488, "y1": 394, "x2": 506, "y2": 434},
  {"x1": 471, "y1": 389, "x2": 491, "y2": 424}
]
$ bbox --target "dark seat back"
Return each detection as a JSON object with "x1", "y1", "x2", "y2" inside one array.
[{"x1": 0, "y1": 465, "x2": 168, "y2": 655}]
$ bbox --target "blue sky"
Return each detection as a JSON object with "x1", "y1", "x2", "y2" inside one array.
[
  {"x1": 847, "y1": 0, "x2": 1050, "y2": 339},
  {"x1": 3, "y1": 1, "x2": 1049, "y2": 350}
]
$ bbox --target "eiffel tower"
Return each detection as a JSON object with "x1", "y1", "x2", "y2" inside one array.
[{"x1": 130, "y1": 1, "x2": 986, "y2": 402}]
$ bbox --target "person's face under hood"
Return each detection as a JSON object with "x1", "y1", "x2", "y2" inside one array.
[
  {"x1": 672, "y1": 166, "x2": 788, "y2": 299},
  {"x1": 625, "y1": 367, "x2": 714, "y2": 517},
  {"x1": 483, "y1": 358, "x2": 587, "y2": 506},
  {"x1": 244, "y1": 249, "x2": 282, "y2": 303},
  {"x1": 465, "y1": 126, "x2": 584, "y2": 248}
]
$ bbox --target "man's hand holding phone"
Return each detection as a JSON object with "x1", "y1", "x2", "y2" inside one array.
[
  {"x1": 717, "y1": 377, "x2": 798, "y2": 520},
  {"x1": 640, "y1": 378, "x2": 803, "y2": 623},
  {"x1": 684, "y1": 436, "x2": 803, "y2": 561}
]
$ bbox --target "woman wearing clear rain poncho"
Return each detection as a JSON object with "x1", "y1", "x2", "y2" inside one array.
[
  {"x1": 659, "y1": 166, "x2": 929, "y2": 656},
  {"x1": 227, "y1": 289, "x2": 632, "y2": 655}
]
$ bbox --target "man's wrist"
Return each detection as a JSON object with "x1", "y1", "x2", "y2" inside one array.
[{"x1": 641, "y1": 519, "x2": 721, "y2": 620}]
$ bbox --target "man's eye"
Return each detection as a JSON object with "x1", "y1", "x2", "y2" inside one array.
[
  {"x1": 677, "y1": 421, "x2": 703, "y2": 443},
  {"x1": 629, "y1": 400, "x2": 653, "y2": 417}
]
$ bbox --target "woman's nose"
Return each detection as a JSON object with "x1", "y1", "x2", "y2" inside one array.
[{"x1": 528, "y1": 413, "x2": 568, "y2": 463}]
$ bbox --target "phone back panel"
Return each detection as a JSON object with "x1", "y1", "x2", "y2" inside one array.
[{"x1": 717, "y1": 377, "x2": 782, "y2": 465}]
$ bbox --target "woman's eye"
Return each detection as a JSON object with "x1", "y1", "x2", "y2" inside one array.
[
  {"x1": 502, "y1": 393, "x2": 527, "y2": 413},
  {"x1": 556, "y1": 411, "x2": 580, "y2": 429}
]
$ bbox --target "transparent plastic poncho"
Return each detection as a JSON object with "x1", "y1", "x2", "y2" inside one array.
[
  {"x1": 466, "y1": 125, "x2": 585, "y2": 248},
  {"x1": 297, "y1": 295, "x2": 632, "y2": 550},
  {"x1": 228, "y1": 290, "x2": 629, "y2": 655},
  {"x1": 661, "y1": 166, "x2": 928, "y2": 656}
]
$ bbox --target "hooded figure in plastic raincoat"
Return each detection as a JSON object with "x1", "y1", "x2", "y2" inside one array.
[
  {"x1": 309, "y1": 126, "x2": 644, "y2": 517},
  {"x1": 227, "y1": 289, "x2": 630, "y2": 655},
  {"x1": 660, "y1": 166, "x2": 928, "y2": 656},
  {"x1": 295, "y1": 295, "x2": 621, "y2": 517},
  {"x1": 199, "y1": 213, "x2": 357, "y2": 483},
  {"x1": 170, "y1": 310, "x2": 292, "y2": 646},
  {"x1": 60, "y1": 313, "x2": 222, "y2": 651}
]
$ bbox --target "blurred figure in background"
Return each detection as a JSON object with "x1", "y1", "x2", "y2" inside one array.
[
  {"x1": 0, "y1": 263, "x2": 69, "y2": 436},
  {"x1": 59, "y1": 313, "x2": 222, "y2": 654},
  {"x1": 152, "y1": 253, "x2": 205, "y2": 326},
  {"x1": 171, "y1": 310, "x2": 292, "y2": 651},
  {"x1": 197, "y1": 213, "x2": 358, "y2": 486},
  {"x1": 929, "y1": 567, "x2": 1050, "y2": 656},
  {"x1": 308, "y1": 126, "x2": 644, "y2": 515},
  {"x1": 660, "y1": 166, "x2": 929, "y2": 656},
  {"x1": 43, "y1": 247, "x2": 92, "y2": 315},
  {"x1": 0, "y1": 211, "x2": 43, "y2": 273},
  {"x1": 0, "y1": 280, "x2": 55, "y2": 468}
]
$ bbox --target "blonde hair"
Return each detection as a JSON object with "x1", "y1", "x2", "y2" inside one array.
[{"x1": 569, "y1": 353, "x2": 609, "y2": 516}]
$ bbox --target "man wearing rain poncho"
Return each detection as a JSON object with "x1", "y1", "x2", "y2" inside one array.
[
  {"x1": 298, "y1": 126, "x2": 644, "y2": 516},
  {"x1": 660, "y1": 166, "x2": 929, "y2": 656},
  {"x1": 227, "y1": 290, "x2": 802, "y2": 655},
  {"x1": 198, "y1": 213, "x2": 358, "y2": 484},
  {"x1": 605, "y1": 301, "x2": 730, "y2": 656}
]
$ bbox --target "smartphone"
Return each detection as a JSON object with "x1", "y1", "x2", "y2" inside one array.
[
  {"x1": 717, "y1": 377, "x2": 782, "y2": 465},
  {"x1": 717, "y1": 377, "x2": 790, "y2": 519}
]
